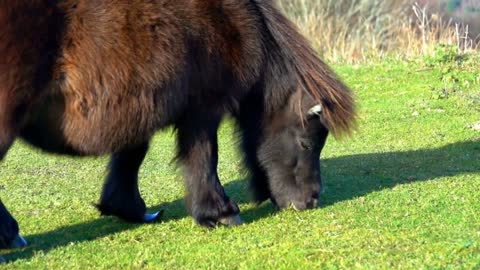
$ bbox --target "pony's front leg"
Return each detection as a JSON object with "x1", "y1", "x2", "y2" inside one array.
[
  {"x1": 176, "y1": 115, "x2": 242, "y2": 227},
  {"x1": 97, "y1": 142, "x2": 161, "y2": 223},
  {"x1": 0, "y1": 200, "x2": 27, "y2": 250}
]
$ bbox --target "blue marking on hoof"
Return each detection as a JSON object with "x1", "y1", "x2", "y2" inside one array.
[
  {"x1": 143, "y1": 211, "x2": 163, "y2": 223},
  {"x1": 11, "y1": 234, "x2": 27, "y2": 248}
]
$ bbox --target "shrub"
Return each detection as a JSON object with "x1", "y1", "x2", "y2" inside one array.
[{"x1": 278, "y1": 0, "x2": 480, "y2": 63}]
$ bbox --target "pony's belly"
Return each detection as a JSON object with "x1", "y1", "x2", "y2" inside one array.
[
  {"x1": 20, "y1": 93, "x2": 159, "y2": 156},
  {"x1": 62, "y1": 103, "x2": 157, "y2": 155},
  {"x1": 20, "y1": 95, "x2": 84, "y2": 156}
]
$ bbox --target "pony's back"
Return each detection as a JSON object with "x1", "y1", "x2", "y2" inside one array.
[{"x1": 52, "y1": 0, "x2": 267, "y2": 153}]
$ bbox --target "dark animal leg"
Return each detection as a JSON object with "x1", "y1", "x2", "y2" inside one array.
[
  {"x1": 247, "y1": 162, "x2": 271, "y2": 204},
  {"x1": 97, "y1": 142, "x2": 161, "y2": 223},
  {"x1": 0, "y1": 102, "x2": 28, "y2": 249},
  {"x1": 0, "y1": 139, "x2": 12, "y2": 161},
  {"x1": 177, "y1": 115, "x2": 241, "y2": 227},
  {"x1": 0, "y1": 200, "x2": 27, "y2": 249},
  {"x1": 0, "y1": 107, "x2": 17, "y2": 162},
  {"x1": 235, "y1": 94, "x2": 272, "y2": 204},
  {"x1": 239, "y1": 133, "x2": 271, "y2": 203}
]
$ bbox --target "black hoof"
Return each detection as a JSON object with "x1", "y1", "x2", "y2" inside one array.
[
  {"x1": 143, "y1": 211, "x2": 164, "y2": 223},
  {"x1": 11, "y1": 234, "x2": 27, "y2": 248},
  {"x1": 193, "y1": 199, "x2": 241, "y2": 228},
  {"x1": 218, "y1": 215, "x2": 243, "y2": 227},
  {"x1": 95, "y1": 203, "x2": 143, "y2": 223}
]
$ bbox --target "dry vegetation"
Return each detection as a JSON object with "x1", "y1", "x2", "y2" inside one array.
[{"x1": 278, "y1": 0, "x2": 480, "y2": 63}]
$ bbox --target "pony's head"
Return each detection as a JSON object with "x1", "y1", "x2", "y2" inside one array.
[
  {"x1": 256, "y1": 92, "x2": 331, "y2": 210},
  {"x1": 247, "y1": 0, "x2": 356, "y2": 210}
]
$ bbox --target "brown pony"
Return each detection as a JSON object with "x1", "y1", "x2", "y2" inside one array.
[{"x1": 0, "y1": 0, "x2": 355, "y2": 249}]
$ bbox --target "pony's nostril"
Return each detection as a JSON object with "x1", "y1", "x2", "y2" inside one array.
[
  {"x1": 306, "y1": 199, "x2": 317, "y2": 209},
  {"x1": 305, "y1": 198, "x2": 318, "y2": 209},
  {"x1": 305, "y1": 202, "x2": 313, "y2": 208}
]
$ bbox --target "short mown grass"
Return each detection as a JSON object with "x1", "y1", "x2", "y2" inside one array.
[{"x1": 1, "y1": 57, "x2": 479, "y2": 269}]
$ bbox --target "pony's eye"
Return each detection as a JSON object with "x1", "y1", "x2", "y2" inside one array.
[{"x1": 299, "y1": 139, "x2": 312, "y2": 150}]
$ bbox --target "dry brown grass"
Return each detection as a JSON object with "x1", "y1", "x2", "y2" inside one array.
[{"x1": 278, "y1": 0, "x2": 480, "y2": 63}]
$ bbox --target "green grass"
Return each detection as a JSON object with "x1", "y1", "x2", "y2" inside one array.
[{"x1": 1, "y1": 59, "x2": 479, "y2": 269}]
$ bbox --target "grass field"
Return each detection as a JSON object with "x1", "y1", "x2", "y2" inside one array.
[{"x1": 1, "y1": 57, "x2": 479, "y2": 269}]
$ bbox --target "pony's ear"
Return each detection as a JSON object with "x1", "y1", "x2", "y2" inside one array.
[{"x1": 308, "y1": 104, "x2": 322, "y2": 116}]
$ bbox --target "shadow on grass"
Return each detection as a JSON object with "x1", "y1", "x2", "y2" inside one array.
[
  {"x1": 320, "y1": 140, "x2": 480, "y2": 207},
  {"x1": 3, "y1": 140, "x2": 479, "y2": 263}
]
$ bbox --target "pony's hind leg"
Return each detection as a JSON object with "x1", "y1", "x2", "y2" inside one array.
[
  {"x1": 97, "y1": 142, "x2": 161, "y2": 223},
  {"x1": 0, "y1": 136, "x2": 13, "y2": 161},
  {"x1": 0, "y1": 200, "x2": 27, "y2": 249},
  {"x1": 176, "y1": 114, "x2": 241, "y2": 227},
  {"x1": 0, "y1": 94, "x2": 29, "y2": 248},
  {"x1": 0, "y1": 99, "x2": 18, "y2": 161},
  {"x1": 0, "y1": 83, "x2": 30, "y2": 251}
]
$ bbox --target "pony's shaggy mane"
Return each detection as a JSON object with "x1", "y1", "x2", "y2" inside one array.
[{"x1": 254, "y1": 0, "x2": 356, "y2": 137}]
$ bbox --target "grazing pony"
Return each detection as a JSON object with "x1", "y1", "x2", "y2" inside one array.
[{"x1": 0, "y1": 0, "x2": 355, "y2": 249}]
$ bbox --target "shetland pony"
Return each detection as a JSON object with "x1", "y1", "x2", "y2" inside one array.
[{"x1": 0, "y1": 0, "x2": 355, "y2": 249}]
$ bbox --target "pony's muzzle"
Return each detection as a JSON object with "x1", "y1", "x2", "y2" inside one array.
[{"x1": 292, "y1": 197, "x2": 319, "y2": 211}]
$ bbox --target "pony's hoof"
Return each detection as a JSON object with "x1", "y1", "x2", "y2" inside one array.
[
  {"x1": 219, "y1": 215, "x2": 243, "y2": 226},
  {"x1": 143, "y1": 211, "x2": 163, "y2": 223},
  {"x1": 11, "y1": 234, "x2": 27, "y2": 248},
  {"x1": 0, "y1": 256, "x2": 5, "y2": 264}
]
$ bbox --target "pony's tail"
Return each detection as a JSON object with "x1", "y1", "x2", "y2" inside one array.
[{"x1": 255, "y1": 0, "x2": 356, "y2": 138}]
